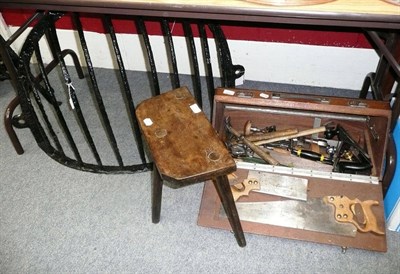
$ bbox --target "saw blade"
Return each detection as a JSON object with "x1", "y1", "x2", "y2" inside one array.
[
  {"x1": 247, "y1": 170, "x2": 308, "y2": 201},
  {"x1": 221, "y1": 198, "x2": 357, "y2": 237}
]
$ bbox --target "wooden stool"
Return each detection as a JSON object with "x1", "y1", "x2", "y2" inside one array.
[{"x1": 135, "y1": 87, "x2": 246, "y2": 247}]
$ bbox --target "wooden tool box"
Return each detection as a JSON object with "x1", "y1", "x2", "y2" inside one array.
[{"x1": 198, "y1": 87, "x2": 392, "y2": 252}]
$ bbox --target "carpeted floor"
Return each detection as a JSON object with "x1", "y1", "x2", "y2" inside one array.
[{"x1": 1, "y1": 69, "x2": 399, "y2": 273}]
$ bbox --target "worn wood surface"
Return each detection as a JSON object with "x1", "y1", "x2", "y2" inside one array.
[
  {"x1": 244, "y1": 0, "x2": 345, "y2": 7},
  {"x1": 198, "y1": 176, "x2": 387, "y2": 252},
  {"x1": 136, "y1": 87, "x2": 236, "y2": 186},
  {"x1": 0, "y1": 0, "x2": 399, "y2": 30},
  {"x1": 198, "y1": 87, "x2": 391, "y2": 252},
  {"x1": 1, "y1": 0, "x2": 397, "y2": 15},
  {"x1": 212, "y1": 88, "x2": 392, "y2": 180}
]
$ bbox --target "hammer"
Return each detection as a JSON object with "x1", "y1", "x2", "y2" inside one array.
[
  {"x1": 244, "y1": 120, "x2": 299, "y2": 142},
  {"x1": 225, "y1": 117, "x2": 280, "y2": 166}
]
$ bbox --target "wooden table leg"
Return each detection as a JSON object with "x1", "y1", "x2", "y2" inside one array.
[{"x1": 213, "y1": 175, "x2": 246, "y2": 247}]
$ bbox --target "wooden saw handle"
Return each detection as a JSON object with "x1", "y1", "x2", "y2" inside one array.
[
  {"x1": 325, "y1": 195, "x2": 385, "y2": 235},
  {"x1": 230, "y1": 178, "x2": 261, "y2": 201}
]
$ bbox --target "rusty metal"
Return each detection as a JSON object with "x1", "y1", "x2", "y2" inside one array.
[
  {"x1": 209, "y1": 24, "x2": 245, "y2": 88},
  {"x1": 198, "y1": 23, "x2": 215, "y2": 109},
  {"x1": 367, "y1": 31, "x2": 400, "y2": 80},
  {"x1": 183, "y1": 21, "x2": 202, "y2": 107},
  {"x1": 135, "y1": 18, "x2": 160, "y2": 96},
  {"x1": 72, "y1": 12, "x2": 124, "y2": 166},
  {"x1": 47, "y1": 13, "x2": 102, "y2": 164},
  {"x1": 2, "y1": 11, "x2": 241, "y2": 174},
  {"x1": 103, "y1": 14, "x2": 147, "y2": 165},
  {"x1": 358, "y1": 31, "x2": 399, "y2": 192},
  {"x1": 360, "y1": 32, "x2": 400, "y2": 130},
  {"x1": 160, "y1": 19, "x2": 180, "y2": 89},
  {"x1": 0, "y1": 6, "x2": 397, "y2": 187},
  {"x1": 1, "y1": 11, "x2": 44, "y2": 155},
  {"x1": 4, "y1": 96, "x2": 25, "y2": 154}
]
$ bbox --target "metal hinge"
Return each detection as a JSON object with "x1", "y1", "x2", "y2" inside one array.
[
  {"x1": 366, "y1": 116, "x2": 380, "y2": 141},
  {"x1": 349, "y1": 100, "x2": 368, "y2": 108}
]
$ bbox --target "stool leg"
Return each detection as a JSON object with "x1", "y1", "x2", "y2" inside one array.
[
  {"x1": 213, "y1": 175, "x2": 246, "y2": 247},
  {"x1": 151, "y1": 167, "x2": 163, "y2": 223}
]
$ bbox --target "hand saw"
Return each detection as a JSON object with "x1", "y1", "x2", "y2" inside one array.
[
  {"x1": 221, "y1": 196, "x2": 385, "y2": 237},
  {"x1": 221, "y1": 198, "x2": 357, "y2": 237},
  {"x1": 230, "y1": 170, "x2": 308, "y2": 201}
]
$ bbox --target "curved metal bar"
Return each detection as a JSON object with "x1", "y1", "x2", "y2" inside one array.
[
  {"x1": 359, "y1": 72, "x2": 379, "y2": 99},
  {"x1": 4, "y1": 96, "x2": 24, "y2": 155},
  {"x1": 35, "y1": 48, "x2": 85, "y2": 83},
  {"x1": 4, "y1": 11, "x2": 44, "y2": 47},
  {"x1": 103, "y1": 14, "x2": 147, "y2": 164},
  {"x1": 33, "y1": 48, "x2": 85, "y2": 106},
  {"x1": 183, "y1": 21, "x2": 202, "y2": 107},
  {"x1": 135, "y1": 17, "x2": 160, "y2": 96},
  {"x1": 198, "y1": 23, "x2": 215, "y2": 109},
  {"x1": 9, "y1": 11, "x2": 239, "y2": 174},
  {"x1": 161, "y1": 19, "x2": 180, "y2": 89},
  {"x1": 72, "y1": 12, "x2": 124, "y2": 167},
  {"x1": 1, "y1": 11, "x2": 86, "y2": 156},
  {"x1": 48, "y1": 19, "x2": 102, "y2": 166},
  {"x1": 38, "y1": 145, "x2": 152, "y2": 174},
  {"x1": 46, "y1": 16, "x2": 103, "y2": 166},
  {"x1": 17, "y1": 12, "x2": 84, "y2": 162},
  {"x1": 209, "y1": 24, "x2": 245, "y2": 88},
  {"x1": 32, "y1": 43, "x2": 64, "y2": 153},
  {"x1": 367, "y1": 31, "x2": 400, "y2": 80}
]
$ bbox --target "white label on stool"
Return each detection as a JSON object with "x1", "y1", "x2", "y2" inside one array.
[
  {"x1": 260, "y1": 93, "x2": 270, "y2": 99},
  {"x1": 143, "y1": 118, "x2": 153, "y2": 126},
  {"x1": 190, "y1": 104, "x2": 201, "y2": 114},
  {"x1": 223, "y1": 89, "x2": 235, "y2": 96}
]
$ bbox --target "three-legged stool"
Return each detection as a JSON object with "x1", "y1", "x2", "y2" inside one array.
[{"x1": 135, "y1": 87, "x2": 246, "y2": 247}]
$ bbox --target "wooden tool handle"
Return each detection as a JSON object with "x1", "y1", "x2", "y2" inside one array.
[
  {"x1": 243, "y1": 138, "x2": 280, "y2": 165},
  {"x1": 226, "y1": 121, "x2": 280, "y2": 165},
  {"x1": 246, "y1": 128, "x2": 299, "y2": 142},
  {"x1": 230, "y1": 178, "x2": 261, "y2": 201},
  {"x1": 254, "y1": 126, "x2": 327, "y2": 146},
  {"x1": 325, "y1": 195, "x2": 385, "y2": 235}
]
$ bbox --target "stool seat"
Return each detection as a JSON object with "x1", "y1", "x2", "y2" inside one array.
[
  {"x1": 136, "y1": 87, "x2": 246, "y2": 247},
  {"x1": 136, "y1": 87, "x2": 236, "y2": 186}
]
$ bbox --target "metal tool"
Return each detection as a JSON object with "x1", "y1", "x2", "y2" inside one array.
[
  {"x1": 243, "y1": 120, "x2": 298, "y2": 142},
  {"x1": 325, "y1": 125, "x2": 372, "y2": 174},
  {"x1": 254, "y1": 126, "x2": 327, "y2": 146},
  {"x1": 290, "y1": 147, "x2": 334, "y2": 165},
  {"x1": 225, "y1": 117, "x2": 280, "y2": 165},
  {"x1": 243, "y1": 120, "x2": 276, "y2": 135},
  {"x1": 221, "y1": 198, "x2": 357, "y2": 237},
  {"x1": 230, "y1": 170, "x2": 308, "y2": 201}
]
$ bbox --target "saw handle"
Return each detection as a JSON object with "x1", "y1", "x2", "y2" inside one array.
[
  {"x1": 326, "y1": 195, "x2": 385, "y2": 235},
  {"x1": 230, "y1": 178, "x2": 261, "y2": 201}
]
